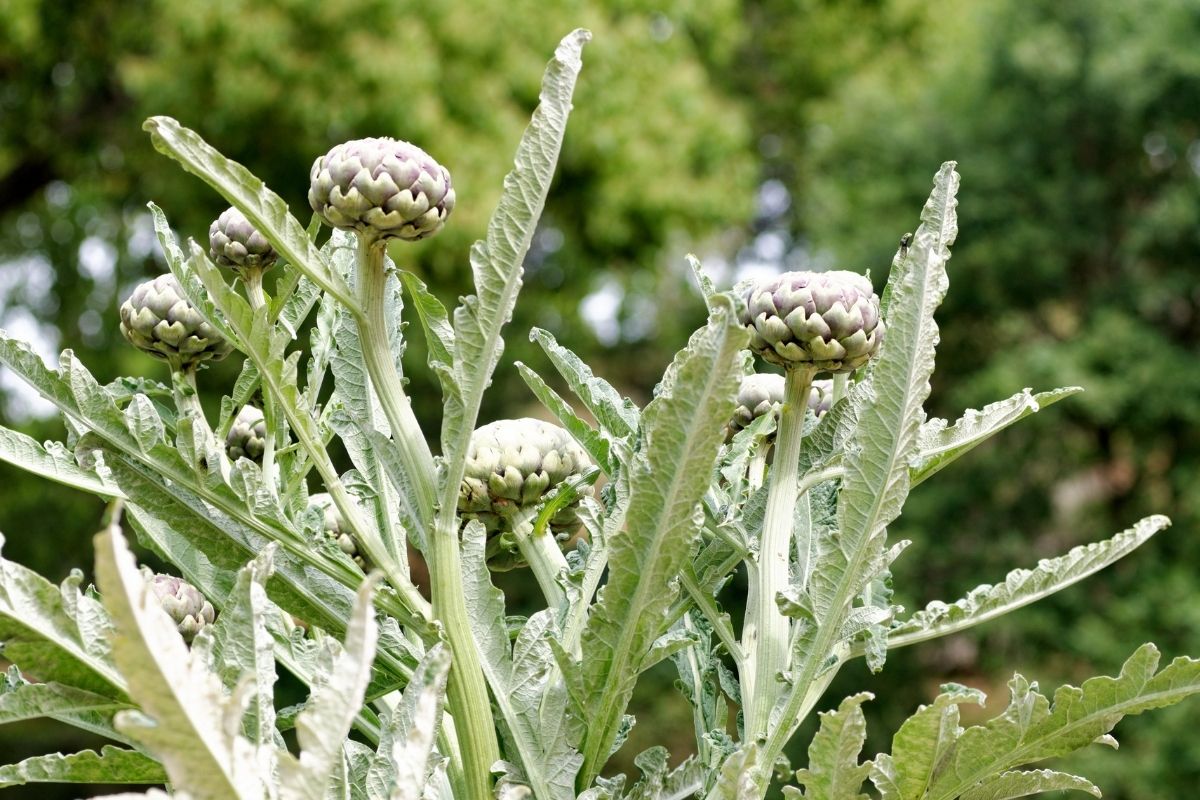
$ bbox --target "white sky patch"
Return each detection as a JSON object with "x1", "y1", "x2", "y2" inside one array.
[
  {"x1": 0, "y1": 307, "x2": 60, "y2": 421},
  {"x1": 78, "y1": 236, "x2": 117, "y2": 285},
  {"x1": 580, "y1": 279, "x2": 624, "y2": 346}
]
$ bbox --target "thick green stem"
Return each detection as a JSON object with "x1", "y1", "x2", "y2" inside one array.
[
  {"x1": 741, "y1": 366, "x2": 814, "y2": 744},
  {"x1": 512, "y1": 507, "x2": 569, "y2": 613},
  {"x1": 172, "y1": 366, "x2": 207, "y2": 432},
  {"x1": 832, "y1": 372, "x2": 849, "y2": 407},
  {"x1": 355, "y1": 238, "x2": 498, "y2": 798},
  {"x1": 242, "y1": 269, "x2": 278, "y2": 492}
]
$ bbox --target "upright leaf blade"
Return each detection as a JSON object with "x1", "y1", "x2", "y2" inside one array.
[{"x1": 792, "y1": 693, "x2": 874, "y2": 800}]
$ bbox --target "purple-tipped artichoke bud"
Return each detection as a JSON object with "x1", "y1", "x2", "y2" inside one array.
[
  {"x1": 208, "y1": 207, "x2": 278, "y2": 273},
  {"x1": 119, "y1": 274, "x2": 232, "y2": 369},
  {"x1": 809, "y1": 378, "x2": 835, "y2": 417},
  {"x1": 308, "y1": 138, "x2": 455, "y2": 242},
  {"x1": 739, "y1": 270, "x2": 884, "y2": 373},
  {"x1": 729, "y1": 373, "x2": 785, "y2": 436},
  {"x1": 226, "y1": 405, "x2": 267, "y2": 463},
  {"x1": 308, "y1": 492, "x2": 369, "y2": 570},
  {"x1": 460, "y1": 418, "x2": 592, "y2": 569},
  {"x1": 144, "y1": 571, "x2": 215, "y2": 643}
]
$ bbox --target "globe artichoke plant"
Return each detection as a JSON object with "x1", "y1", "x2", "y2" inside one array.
[
  {"x1": 729, "y1": 373, "x2": 836, "y2": 437},
  {"x1": 118, "y1": 273, "x2": 232, "y2": 371},
  {"x1": 739, "y1": 270, "x2": 884, "y2": 372},
  {"x1": 143, "y1": 570, "x2": 215, "y2": 643},
  {"x1": 459, "y1": 417, "x2": 593, "y2": 574},
  {"x1": 225, "y1": 405, "x2": 267, "y2": 463},
  {"x1": 0, "y1": 35, "x2": 1194, "y2": 800},
  {"x1": 308, "y1": 137, "x2": 456, "y2": 242},
  {"x1": 208, "y1": 206, "x2": 278, "y2": 275}
]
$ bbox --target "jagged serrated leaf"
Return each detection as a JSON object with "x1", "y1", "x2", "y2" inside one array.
[
  {"x1": 792, "y1": 692, "x2": 874, "y2": 800},
  {"x1": 0, "y1": 745, "x2": 166, "y2": 788},
  {"x1": 528, "y1": 328, "x2": 639, "y2": 440},
  {"x1": 0, "y1": 533, "x2": 125, "y2": 697},
  {"x1": 577, "y1": 301, "x2": 748, "y2": 787},
  {"x1": 924, "y1": 644, "x2": 1200, "y2": 800},
  {"x1": 93, "y1": 523, "x2": 260, "y2": 800},
  {"x1": 279, "y1": 577, "x2": 381, "y2": 800},
  {"x1": 959, "y1": 769, "x2": 1100, "y2": 800},
  {"x1": 0, "y1": 668, "x2": 134, "y2": 743},
  {"x1": 874, "y1": 685, "x2": 986, "y2": 800},
  {"x1": 886, "y1": 515, "x2": 1168, "y2": 651},
  {"x1": 388, "y1": 645, "x2": 451, "y2": 800},
  {"x1": 143, "y1": 117, "x2": 355, "y2": 309},
  {"x1": 911, "y1": 387, "x2": 1082, "y2": 486}
]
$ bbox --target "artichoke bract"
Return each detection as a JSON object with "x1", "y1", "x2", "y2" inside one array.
[
  {"x1": 119, "y1": 274, "x2": 232, "y2": 369},
  {"x1": 459, "y1": 418, "x2": 592, "y2": 569},
  {"x1": 226, "y1": 405, "x2": 267, "y2": 463},
  {"x1": 144, "y1": 571, "x2": 215, "y2": 644},
  {"x1": 739, "y1": 270, "x2": 884, "y2": 372},
  {"x1": 809, "y1": 378, "x2": 835, "y2": 418},
  {"x1": 208, "y1": 207, "x2": 278, "y2": 272},
  {"x1": 309, "y1": 492, "x2": 369, "y2": 570},
  {"x1": 308, "y1": 138, "x2": 455, "y2": 242}
]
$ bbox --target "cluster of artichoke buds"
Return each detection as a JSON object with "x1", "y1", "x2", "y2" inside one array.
[
  {"x1": 308, "y1": 492, "x2": 369, "y2": 571},
  {"x1": 739, "y1": 270, "x2": 884, "y2": 373},
  {"x1": 225, "y1": 405, "x2": 267, "y2": 463},
  {"x1": 308, "y1": 137, "x2": 455, "y2": 242},
  {"x1": 208, "y1": 207, "x2": 278, "y2": 275},
  {"x1": 142, "y1": 569, "x2": 215, "y2": 643},
  {"x1": 119, "y1": 273, "x2": 231, "y2": 371},
  {"x1": 728, "y1": 373, "x2": 837, "y2": 437},
  {"x1": 459, "y1": 418, "x2": 593, "y2": 570}
]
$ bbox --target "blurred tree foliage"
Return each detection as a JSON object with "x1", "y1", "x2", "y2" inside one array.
[{"x1": 2, "y1": 1, "x2": 1200, "y2": 798}]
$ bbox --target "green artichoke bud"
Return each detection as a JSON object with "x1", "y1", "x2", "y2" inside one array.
[
  {"x1": 144, "y1": 571, "x2": 215, "y2": 643},
  {"x1": 226, "y1": 405, "x2": 267, "y2": 463},
  {"x1": 729, "y1": 373, "x2": 785, "y2": 435},
  {"x1": 308, "y1": 492, "x2": 369, "y2": 570},
  {"x1": 208, "y1": 207, "x2": 278, "y2": 273},
  {"x1": 739, "y1": 270, "x2": 884, "y2": 373},
  {"x1": 119, "y1": 274, "x2": 232, "y2": 369},
  {"x1": 308, "y1": 138, "x2": 455, "y2": 242},
  {"x1": 459, "y1": 418, "x2": 592, "y2": 570}
]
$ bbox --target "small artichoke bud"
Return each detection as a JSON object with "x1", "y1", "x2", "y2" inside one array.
[
  {"x1": 144, "y1": 571, "x2": 215, "y2": 643},
  {"x1": 308, "y1": 492, "x2": 369, "y2": 570},
  {"x1": 208, "y1": 207, "x2": 278, "y2": 273},
  {"x1": 308, "y1": 138, "x2": 455, "y2": 242},
  {"x1": 808, "y1": 379, "x2": 835, "y2": 418},
  {"x1": 459, "y1": 419, "x2": 592, "y2": 570},
  {"x1": 119, "y1": 274, "x2": 232, "y2": 369},
  {"x1": 729, "y1": 373, "x2": 785, "y2": 435},
  {"x1": 739, "y1": 271, "x2": 884, "y2": 373},
  {"x1": 226, "y1": 405, "x2": 267, "y2": 463}
]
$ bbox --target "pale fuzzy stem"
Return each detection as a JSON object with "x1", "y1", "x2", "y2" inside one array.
[
  {"x1": 172, "y1": 366, "x2": 208, "y2": 432},
  {"x1": 747, "y1": 448, "x2": 769, "y2": 492},
  {"x1": 832, "y1": 372, "x2": 849, "y2": 407},
  {"x1": 741, "y1": 366, "x2": 814, "y2": 744},
  {"x1": 355, "y1": 237, "x2": 500, "y2": 799},
  {"x1": 242, "y1": 269, "x2": 277, "y2": 493},
  {"x1": 512, "y1": 506, "x2": 570, "y2": 614}
]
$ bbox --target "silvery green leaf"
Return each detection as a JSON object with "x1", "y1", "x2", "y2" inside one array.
[
  {"x1": 774, "y1": 163, "x2": 959, "y2": 760},
  {"x1": 789, "y1": 692, "x2": 873, "y2": 800},
  {"x1": 0, "y1": 426, "x2": 123, "y2": 498},
  {"x1": 687, "y1": 255, "x2": 719, "y2": 310},
  {"x1": 0, "y1": 745, "x2": 166, "y2": 789},
  {"x1": 461, "y1": 522, "x2": 581, "y2": 800},
  {"x1": 0, "y1": 666, "x2": 135, "y2": 744},
  {"x1": 921, "y1": 644, "x2": 1200, "y2": 800},
  {"x1": 0, "y1": 533, "x2": 125, "y2": 698},
  {"x1": 911, "y1": 387, "x2": 1083, "y2": 487},
  {"x1": 878, "y1": 684, "x2": 986, "y2": 800},
  {"x1": 398, "y1": 271, "x2": 458, "y2": 406},
  {"x1": 704, "y1": 743, "x2": 760, "y2": 800},
  {"x1": 515, "y1": 361, "x2": 614, "y2": 474},
  {"x1": 577, "y1": 300, "x2": 748, "y2": 787},
  {"x1": 93, "y1": 523, "x2": 262, "y2": 800},
  {"x1": 143, "y1": 117, "x2": 356, "y2": 309},
  {"x1": 439, "y1": 30, "x2": 590, "y2": 500},
  {"x1": 528, "y1": 327, "x2": 640, "y2": 440},
  {"x1": 279, "y1": 577, "x2": 381, "y2": 800},
  {"x1": 884, "y1": 515, "x2": 1169, "y2": 651},
  {"x1": 959, "y1": 769, "x2": 1099, "y2": 800},
  {"x1": 386, "y1": 644, "x2": 451, "y2": 800}
]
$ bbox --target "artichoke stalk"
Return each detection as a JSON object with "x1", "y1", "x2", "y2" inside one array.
[{"x1": 737, "y1": 270, "x2": 884, "y2": 745}]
